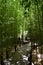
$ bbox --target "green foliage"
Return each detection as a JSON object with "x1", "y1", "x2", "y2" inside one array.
[
  {"x1": 0, "y1": 0, "x2": 25, "y2": 47},
  {"x1": 0, "y1": 0, "x2": 43, "y2": 48}
]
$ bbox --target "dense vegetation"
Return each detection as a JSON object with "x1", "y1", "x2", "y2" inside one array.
[{"x1": 0, "y1": 0, "x2": 43, "y2": 65}]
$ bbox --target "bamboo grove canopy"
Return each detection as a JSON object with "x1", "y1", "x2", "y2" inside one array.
[{"x1": 0, "y1": 0, "x2": 43, "y2": 48}]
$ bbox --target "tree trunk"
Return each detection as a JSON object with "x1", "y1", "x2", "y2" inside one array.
[
  {"x1": 6, "y1": 48, "x2": 9, "y2": 60},
  {"x1": 0, "y1": 50, "x2": 5, "y2": 65},
  {"x1": 0, "y1": 55, "x2": 5, "y2": 65},
  {"x1": 14, "y1": 44, "x2": 17, "y2": 52}
]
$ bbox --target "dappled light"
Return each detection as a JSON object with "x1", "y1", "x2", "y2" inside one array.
[{"x1": 0, "y1": 0, "x2": 43, "y2": 65}]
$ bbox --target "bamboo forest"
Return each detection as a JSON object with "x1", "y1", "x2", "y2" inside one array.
[{"x1": 0, "y1": 0, "x2": 43, "y2": 65}]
